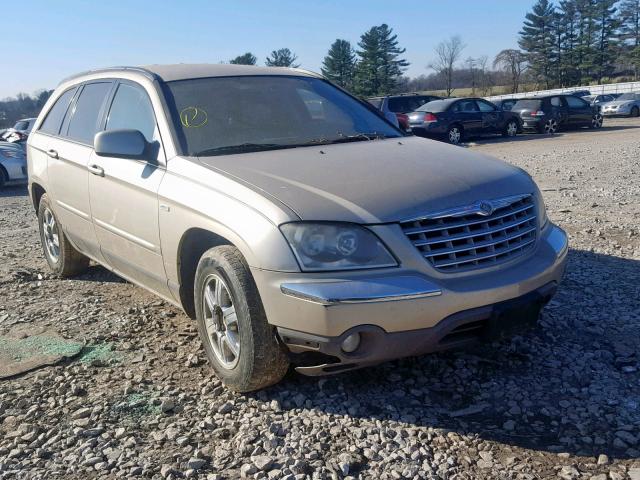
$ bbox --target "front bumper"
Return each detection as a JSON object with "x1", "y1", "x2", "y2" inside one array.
[{"x1": 251, "y1": 223, "x2": 568, "y2": 374}]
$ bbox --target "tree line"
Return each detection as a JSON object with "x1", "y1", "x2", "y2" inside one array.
[{"x1": 517, "y1": 0, "x2": 639, "y2": 90}]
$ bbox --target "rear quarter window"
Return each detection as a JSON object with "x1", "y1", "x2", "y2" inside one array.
[{"x1": 39, "y1": 88, "x2": 77, "y2": 135}]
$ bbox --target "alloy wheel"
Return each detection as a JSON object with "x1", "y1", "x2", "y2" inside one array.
[
  {"x1": 448, "y1": 127, "x2": 461, "y2": 144},
  {"x1": 42, "y1": 207, "x2": 60, "y2": 262},
  {"x1": 506, "y1": 121, "x2": 518, "y2": 137},
  {"x1": 202, "y1": 273, "x2": 241, "y2": 369},
  {"x1": 544, "y1": 119, "x2": 558, "y2": 134},
  {"x1": 592, "y1": 114, "x2": 603, "y2": 128}
]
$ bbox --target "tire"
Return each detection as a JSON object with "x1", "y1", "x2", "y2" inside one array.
[
  {"x1": 590, "y1": 113, "x2": 603, "y2": 129},
  {"x1": 631, "y1": 106, "x2": 639, "y2": 117},
  {"x1": 37, "y1": 194, "x2": 89, "y2": 277},
  {"x1": 503, "y1": 120, "x2": 519, "y2": 137},
  {"x1": 0, "y1": 167, "x2": 7, "y2": 190},
  {"x1": 194, "y1": 245, "x2": 289, "y2": 392},
  {"x1": 446, "y1": 125, "x2": 463, "y2": 145},
  {"x1": 539, "y1": 118, "x2": 558, "y2": 134}
]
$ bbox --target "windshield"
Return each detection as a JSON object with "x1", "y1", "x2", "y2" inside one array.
[
  {"x1": 164, "y1": 76, "x2": 401, "y2": 156},
  {"x1": 617, "y1": 93, "x2": 638, "y2": 101},
  {"x1": 13, "y1": 121, "x2": 29, "y2": 130}
]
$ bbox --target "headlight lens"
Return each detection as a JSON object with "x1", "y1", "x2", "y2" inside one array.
[{"x1": 280, "y1": 222, "x2": 397, "y2": 271}]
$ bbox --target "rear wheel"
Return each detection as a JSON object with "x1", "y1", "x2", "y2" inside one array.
[
  {"x1": 37, "y1": 194, "x2": 89, "y2": 277},
  {"x1": 194, "y1": 245, "x2": 289, "y2": 392},
  {"x1": 590, "y1": 113, "x2": 603, "y2": 129},
  {"x1": 539, "y1": 119, "x2": 558, "y2": 134},
  {"x1": 503, "y1": 120, "x2": 519, "y2": 137},
  {"x1": 446, "y1": 125, "x2": 463, "y2": 145}
]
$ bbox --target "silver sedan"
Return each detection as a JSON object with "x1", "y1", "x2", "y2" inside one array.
[
  {"x1": 600, "y1": 92, "x2": 640, "y2": 117},
  {"x1": 0, "y1": 142, "x2": 27, "y2": 188}
]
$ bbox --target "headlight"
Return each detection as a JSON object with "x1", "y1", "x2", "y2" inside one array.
[{"x1": 280, "y1": 222, "x2": 398, "y2": 271}]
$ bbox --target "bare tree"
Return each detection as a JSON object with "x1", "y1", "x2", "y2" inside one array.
[
  {"x1": 476, "y1": 55, "x2": 493, "y2": 95},
  {"x1": 493, "y1": 49, "x2": 527, "y2": 93},
  {"x1": 429, "y1": 36, "x2": 465, "y2": 97}
]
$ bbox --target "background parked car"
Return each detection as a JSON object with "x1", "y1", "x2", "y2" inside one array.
[
  {"x1": 570, "y1": 90, "x2": 591, "y2": 97},
  {"x1": 0, "y1": 141, "x2": 27, "y2": 188},
  {"x1": 582, "y1": 94, "x2": 616, "y2": 107},
  {"x1": 600, "y1": 92, "x2": 640, "y2": 117},
  {"x1": 408, "y1": 97, "x2": 521, "y2": 144},
  {"x1": 492, "y1": 98, "x2": 518, "y2": 111},
  {"x1": 511, "y1": 95, "x2": 603, "y2": 134},
  {"x1": 368, "y1": 93, "x2": 441, "y2": 131},
  {"x1": 1, "y1": 117, "x2": 36, "y2": 143}
]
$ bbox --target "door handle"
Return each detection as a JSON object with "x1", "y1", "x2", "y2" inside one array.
[
  {"x1": 46, "y1": 149, "x2": 58, "y2": 159},
  {"x1": 88, "y1": 164, "x2": 105, "y2": 177}
]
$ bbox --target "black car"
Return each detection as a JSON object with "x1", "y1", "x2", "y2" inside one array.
[
  {"x1": 368, "y1": 93, "x2": 441, "y2": 130},
  {"x1": 511, "y1": 95, "x2": 603, "y2": 134},
  {"x1": 492, "y1": 98, "x2": 518, "y2": 111},
  {"x1": 407, "y1": 97, "x2": 522, "y2": 145}
]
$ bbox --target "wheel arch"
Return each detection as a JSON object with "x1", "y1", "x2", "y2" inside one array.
[
  {"x1": 176, "y1": 227, "x2": 235, "y2": 319},
  {"x1": 31, "y1": 182, "x2": 46, "y2": 211}
]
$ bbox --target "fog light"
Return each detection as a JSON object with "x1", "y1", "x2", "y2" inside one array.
[{"x1": 341, "y1": 332, "x2": 361, "y2": 353}]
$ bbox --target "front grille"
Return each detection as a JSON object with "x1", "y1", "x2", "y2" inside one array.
[{"x1": 401, "y1": 195, "x2": 537, "y2": 272}]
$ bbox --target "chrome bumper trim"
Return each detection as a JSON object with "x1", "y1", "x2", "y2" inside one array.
[
  {"x1": 547, "y1": 225, "x2": 568, "y2": 257},
  {"x1": 280, "y1": 275, "x2": 442, "y2": 306}
]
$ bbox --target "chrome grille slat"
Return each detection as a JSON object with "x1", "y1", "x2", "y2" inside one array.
[
  {"x1": 413, "y1": 214, "x2": 537, "y2": 247},
  {"x1": 432, "y1": 238, "x2": 536, "y2": 268},
  {"x1": 403, "y1": 203, "x2": 534, "y2": 235},
  {"x1": 424, "y1": 225, "x2": 537, "y2": 257},
  {"x1": 401, "y1": 195, "x2": 537, "y2": 272}
]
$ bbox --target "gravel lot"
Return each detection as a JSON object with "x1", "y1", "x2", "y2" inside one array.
[{"x1": 1, "y1": 118, "x2": 639, "y2": 479}]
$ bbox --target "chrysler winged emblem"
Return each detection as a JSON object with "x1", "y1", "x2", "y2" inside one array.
[{"x1": 477, "y1": 200, "x2": 494, "y2": 216}]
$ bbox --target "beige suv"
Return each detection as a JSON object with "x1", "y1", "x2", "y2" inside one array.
[{"x1": 28, "y1": 64, "x2": 568, "y2": 391}]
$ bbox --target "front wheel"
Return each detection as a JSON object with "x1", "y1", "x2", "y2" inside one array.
[
  {"x1": 37, "y1": 194, "x2": 89, "y2": 277},
  {"x1": 631, "y1": 106, "x2": 639, "y2": 117},
  {"x1": 194, "y1": 245, "x2": 289, "y2": 392},
  {"x1": 446, "y1": 125, "x2": 463, "y2": 145},
  {"x1": 590, "y1": 113, "x2": 603, "y2": 129},
  {"x1": 503, "y1": 120, "x2": 519, "y2": 137}
]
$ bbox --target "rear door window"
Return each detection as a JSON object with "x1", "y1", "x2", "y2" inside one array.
[
  {"x1": 39, "y1": 88, "x2": 77, "y2": 135},
  {"x1": 454, "y1": 100, "x2": 479, "y2": 112},
  {"x1": 105, "y1": 83, "x2": 157, "y2": 142},
  {"x1": 65, "y1": 82, "x2": 112, "y2": 145}
]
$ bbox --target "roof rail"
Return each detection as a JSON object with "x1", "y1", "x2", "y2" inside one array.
[{"x1": 58, "y1": 66, "x2": 158, "y2": 86}]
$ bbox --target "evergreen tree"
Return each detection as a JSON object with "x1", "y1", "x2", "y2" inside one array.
[
  {"x1": 229, "y1": 52, "x2": 257, "y2": 65},
  {"x1": 354, "y1": 24, "x2": 409, "y2": 96},
  {"x1": 519, "y1": 0, "x2": 557, "y2": 88},
  {"x1": 265, "y1": 48, "x2": 300, "y2": 68},
  {"x1": 558, "y1": 0, "x2": 580, "y2": 85},
  {"x1": 321, "y1": 39, "x2": 357, "y2": 89},
  {"x1": 594, "y1": 0, "x2": 620, "y2": 83},
  {"x1": 574, "y1": 0, "x2": 598, "y2": 82},
  {"x1": 619, "y1": 0, "x2": 640, "y2": 78}
]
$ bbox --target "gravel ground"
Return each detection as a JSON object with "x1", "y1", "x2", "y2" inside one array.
[{"x1": 1, "y1": 118, "x2": 639, "y2": 479}]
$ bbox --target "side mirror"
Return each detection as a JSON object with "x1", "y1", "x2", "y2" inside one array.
[{"x1": 94, "y1": 129, "x2": 149, "y2": 160}]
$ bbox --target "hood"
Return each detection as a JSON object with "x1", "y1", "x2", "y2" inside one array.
[{"x1": 197, "y1": 136, "x2": 535, "y2": 224}]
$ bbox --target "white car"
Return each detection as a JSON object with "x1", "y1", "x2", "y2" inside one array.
[
  {"x1": 1, "y1": 118, "x2": 37, "y2": 142},
  {"x1": 600, "y1": 93, "x2": 640, "y2": 117}
]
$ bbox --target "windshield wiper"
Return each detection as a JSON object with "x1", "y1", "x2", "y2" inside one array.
[
  {"x1": 299, "y1": 132, "x2": 391, "y2": 147},
  {"x1": 195, "y1": 143, "x2": 294, "y2": 156}
]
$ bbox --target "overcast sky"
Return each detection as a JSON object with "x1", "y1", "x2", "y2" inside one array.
[{"x1": 3, "y1": 0, "x2": 532, "y2": 98}]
